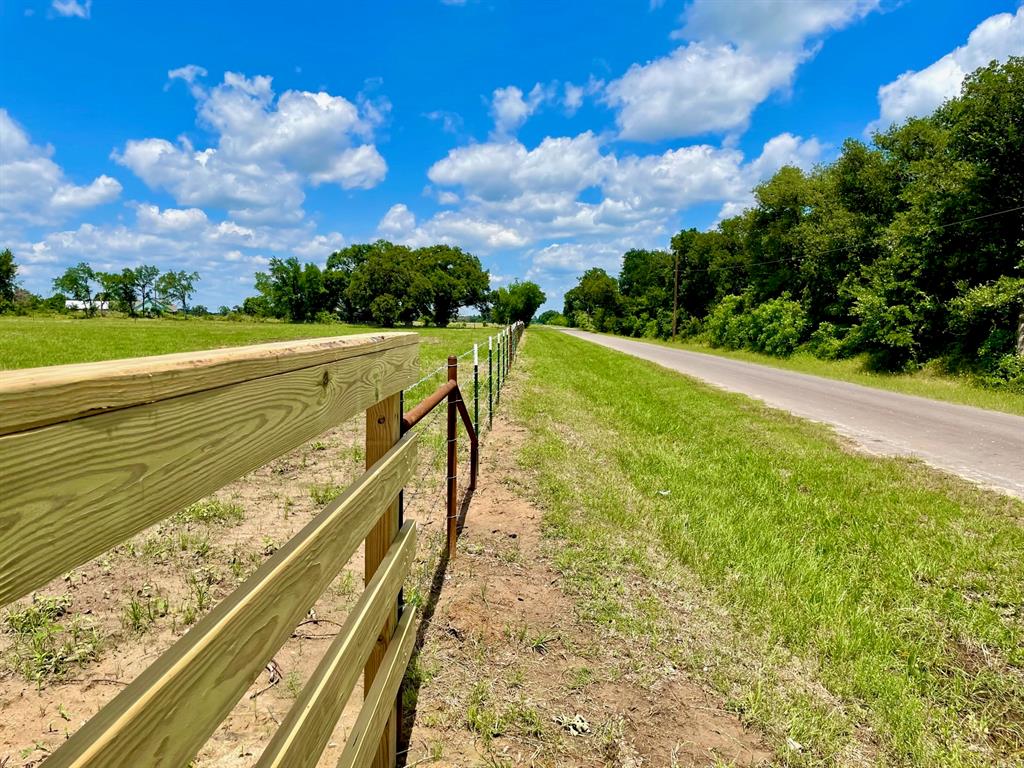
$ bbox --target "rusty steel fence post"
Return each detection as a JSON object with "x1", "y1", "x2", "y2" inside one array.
[
  {"x1": 446, "y1": 355, "x2": 458, "y2": 559},
  {"x1": 473, "y1": 344, "x2": 479, "y2": 437}
]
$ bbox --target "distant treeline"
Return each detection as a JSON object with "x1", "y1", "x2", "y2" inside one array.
[
  {"x1": 238, "y1": 240, "x2": 545, "y2": 327},
  {"x1": 0, "y1": 241, "x2": 547, "y2": 328},
  {"x1": 0, "y1": 252, "x2": 202, "y2": 317},
  {"x1": 557, "y1": 58, "x2": 1024, "y2": 389}
]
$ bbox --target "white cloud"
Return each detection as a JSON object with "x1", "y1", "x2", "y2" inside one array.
[
  {"x1": 404, "y1": 128, "x2": 823, "y2": 265},
  {"x1": 604, "y1": 0, "x2": 880, "y2": 141},
  {"x1": 113, "y1": 69, "x2": 388, "y2": 222},
  {"x1": 0, "y1": 109, "x2": 121, "y2": 226},
  {"x1": 378, "y1": 203, "x2": 417, "y2": 238},
  {"x1": 605, "y1": 43, "x2": 799, "y2": 141},
  {"x1": 15, "y1": 213, "x2": 348, "y2": 304},
  {"x1": 135, "y1": 204, "x2": 209, "y2": 232},
  {"x1": 490, "y1": 83, "x2": 553, "y2": 137},
  {"x1": 869, "y1": 6, "x2": 1024, "y2": 132},
  {"x1": 425, "y1": 110, "x2": 463, "y2": 134},
  {"x1": 51, "y1": 0, "x2": 90, "y2": 18},
  {"x1": 309, "y1": 145, "x2": 387, "y2": 189},
  {"x1": 428, "y1": 132, "x2": 608, "y2": 203},
  {"x1": 676, "y1": 0, "x2": 879, "y2": 52},
  {"x1": 563, "y1": 82, "x2": 585, "y2": 115},
  {"x1": 377, "y1": 203, "x2": 529, "y2": 250}
]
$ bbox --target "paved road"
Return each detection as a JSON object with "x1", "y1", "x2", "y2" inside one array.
[{"x1": 560, "y1": 329, "x2": 1024, "y2": 499}]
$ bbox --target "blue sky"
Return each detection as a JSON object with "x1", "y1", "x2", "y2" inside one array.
[{"x1": 2, "y1": 0, "x2": 1022, "y2": 312}]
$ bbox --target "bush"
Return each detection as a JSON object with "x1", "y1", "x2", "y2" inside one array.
[
  {"x1": 571, "y1": 310, "x2": 595, "y2": 331},
  {"x1": 705, "y1": 295, "x2": 749, "y2": 349},
  {"x1": 746, "y1": 297, "x2": 807, "y2": 356},
  {"x1": 981, "y1": 353, "x2": 1024, "y2": 392},
  {"x1": 808, "y1": 322, "x2": 852, "y2": 360}
]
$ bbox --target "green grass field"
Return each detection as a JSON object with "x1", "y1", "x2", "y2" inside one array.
[
  {"x1": 514, "y1": 331, "x2": 1024, "y2": 767},
  {"x1": 0, "y1": 315, "x2": 500, "y2": 372},
  {"x1": 617, "y1": 334, "x2": 1024, "y2": 417}
]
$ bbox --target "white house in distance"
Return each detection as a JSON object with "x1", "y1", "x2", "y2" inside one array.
[{"x1": 65, "y1": 300, "x2": 110, "y2": 312}]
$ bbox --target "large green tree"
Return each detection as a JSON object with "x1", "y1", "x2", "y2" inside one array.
[
  {"x1": 156, "y1": 270, "x2": 200, "y2": 315},
  {"x1": 345, "y1": 240, "x2": 424, "y2": 326},
  {"x1": 254, "y1": 257, "x2": 329, "y2": 323},
  {"x1": 415, "y1": 244, "x2": 490, "y2": 326},
  {"x1": 53, "y1": 262, "x2": 99, "y2": 315},
  {"x1": 132, "y1": 265, "x2": 161, "y2": 315},
  {"x1": 97, "y1": 269, "x2": 140, "y2": 316},
  {"x1": 492, "y1": 281, "x2": 546, "y2": 325}
]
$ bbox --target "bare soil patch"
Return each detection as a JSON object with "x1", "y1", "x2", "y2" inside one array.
[{"x1": 402, "y1": 418, "x2": 770, "y2": 767}]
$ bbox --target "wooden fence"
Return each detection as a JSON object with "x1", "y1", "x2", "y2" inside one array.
[{"x1": 0, "y1": 332, "x2": 422, "y2": 768}]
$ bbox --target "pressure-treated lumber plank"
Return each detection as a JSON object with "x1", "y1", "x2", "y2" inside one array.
[
  {"x1": 0, "y1": 342, "x2": 418, "y2": 606},
  {"x1": 336, "y1": 606, "x2": 418, "y2": 768},
  {"x1": 256, "y1": 520, "x2": 417, "y2": 768},
  {"x1": 0, "y1": 332, "x2": 418, "y2": 435},
  {"x1": 40, "y1": 433, "x2": 418, "y2": 768},
  {"x1": 363, "y1": 392, "x2": 402, "y2": 768}
]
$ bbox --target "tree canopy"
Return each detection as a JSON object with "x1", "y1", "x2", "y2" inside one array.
[{"x1": 248, "y1": 239, "x2": 491, "y2": 326}]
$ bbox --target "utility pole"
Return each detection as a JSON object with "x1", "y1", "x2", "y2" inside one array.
[{"x1": 672, "y1": 251, "x2": 680, "y2": 342}]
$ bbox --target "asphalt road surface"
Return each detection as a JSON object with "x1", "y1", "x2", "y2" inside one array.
[{"x1": 560, "y1": 329, "x2": 1024, "y2": 499}]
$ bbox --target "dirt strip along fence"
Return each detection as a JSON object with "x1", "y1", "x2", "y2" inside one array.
[{"x1": 0, "y1": 322, "x2": 525, "y2": 768}]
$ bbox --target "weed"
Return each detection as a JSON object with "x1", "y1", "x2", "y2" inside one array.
[
  {"x1": 122, "y1": 595, "x2": 169, "y2": 634},
  {"x1": 285, "y1": 671, "x2": 303, "y2": 698},
  {"x1": 3, "y1": 596, "x2": 102, "y2": 682},
  {"x1": 309, "y1": 483, "x2": 343, "y2": 506},
  {"x1": 175, "y1": 498, "x2": 245, "y2": 525}
]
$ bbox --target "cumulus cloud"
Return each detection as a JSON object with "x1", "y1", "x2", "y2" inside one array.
[
  {"x1": 429, "y1": 132, "x2": 608, "y2": 203},
  {"x1": 563, "y1": 82, "x2": 585, "y2": 115},
  {"x1": 399, "y1": 128, "x2": 823, "y2": 263},
  {"x1": 605, "y1": 44, "x2": 799, "y2": 141},
  {"x1": 16, "y1": 212, "x2": 346, "y2": 297},
  {"x1": 113, "y1": 69, "x2": 389, "y2": 223},
  {"x1": 377, "y1": 203, "x2": 529, "y2": 250},
  {"x1": 868, "y1": 6, "x2": 1024, "y2": 132},
  {"x1": 604, "y1": 0, "x2": 880, "y2": 141},
  {"x1": 676, "y1": 0, "x2": 879, "y2": 51},
  {"x1": 490, "y1": 83, "x2": 553, "y2": 136},
  {"x1": 51, "y1": 0, "x2": 90, "y2": 19},
  {"x1": 0, "y1": 109, "x2": 121, "y2": 226}
]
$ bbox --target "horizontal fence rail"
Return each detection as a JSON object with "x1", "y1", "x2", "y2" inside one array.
[{"x1": 0, "y1": 333, "x2": 419, "y2": 606}]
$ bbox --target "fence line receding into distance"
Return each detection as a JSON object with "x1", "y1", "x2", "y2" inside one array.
[{"x1": 0, "y1": 321, "x2": 526, "y2": 768}]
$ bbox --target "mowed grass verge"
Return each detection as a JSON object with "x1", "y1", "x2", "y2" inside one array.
[
  {"x1": 513, "y1": 330, "x2": 1024, "y2": 767},
  {"x1": 628, "y1": 333, "x2": 1024, "y2": 417}
]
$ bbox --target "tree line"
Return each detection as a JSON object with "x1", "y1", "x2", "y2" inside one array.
[
  {"x1": 0, "y1": 250, "x2": 202, "y2": 317},
  {"x1": 239, "y1": 240, "x2": 545, "y2": 327},
  {"x1": 558, "y1": 57, "x2": 1024, "y2": 389},
  {"x1": 0, "y1": 240, "x2": 547, "y2": 327}
]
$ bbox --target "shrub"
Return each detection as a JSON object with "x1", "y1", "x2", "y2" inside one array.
[
  {"x1": 746, "y1": 297, "x2": 807, "y2": 356},
  {"x1": 981, "y1": 353, "x2": 1024, "y2": 392},
  {"x1": 808, "y1": 322, "x2": 852, "y2": 359},
  {"x1": 705, "y1": 294, "x2": 749, "y2": 349}
]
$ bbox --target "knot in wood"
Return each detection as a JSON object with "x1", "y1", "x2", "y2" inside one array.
[{"x1": 321, "y1": 370, "x2": 330, "y2": 387}]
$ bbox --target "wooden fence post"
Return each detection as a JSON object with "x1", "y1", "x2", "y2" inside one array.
[{"x1": 364, "y1": 392, "x2": 402, "y2": 768}]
